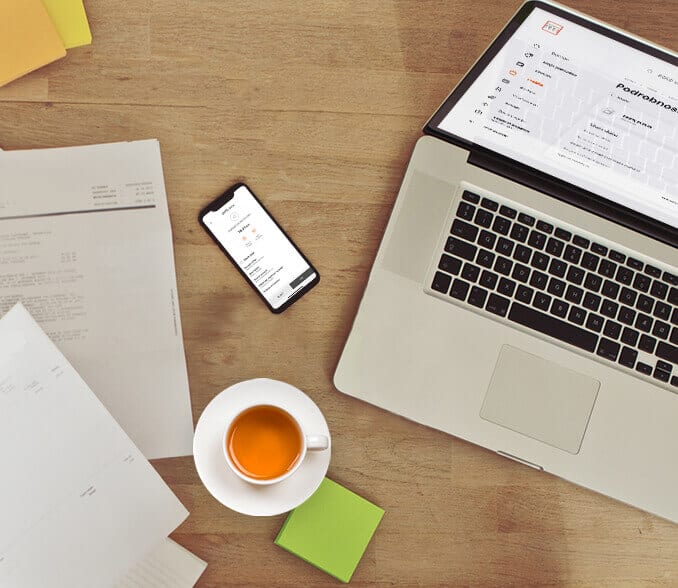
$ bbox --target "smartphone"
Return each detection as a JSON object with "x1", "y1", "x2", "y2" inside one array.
[{"x1": 199, "y1": 183, "x2": 319, "y2": 313}]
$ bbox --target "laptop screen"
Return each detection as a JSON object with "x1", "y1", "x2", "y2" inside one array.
[{"x1": 428, "y1": 3, "x2": 678, "y2": 231}]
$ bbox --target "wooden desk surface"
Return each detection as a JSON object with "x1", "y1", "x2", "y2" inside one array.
[{"x1": 2, "y1": 1, "x2": 677, "y2": 585}]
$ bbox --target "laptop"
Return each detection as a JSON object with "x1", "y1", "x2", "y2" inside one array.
[{"x1": 335, "y1": 0, "x2": 678, "y2": 523}]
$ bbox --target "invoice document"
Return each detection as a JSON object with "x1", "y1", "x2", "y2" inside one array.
[
  {"x1": 0, "y1": 303, "x2": 189, "y2": 587},
  {"x1": 0, "y1": 140, "x2": 193, "y2": 458}
]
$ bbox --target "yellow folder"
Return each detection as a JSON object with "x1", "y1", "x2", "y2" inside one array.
[
  {"x1": 42, "y1": 0, "x2": 92, "y2": 49},
  {"x1": 0, "y1": 0, "x2": 66, "y2": 88}
]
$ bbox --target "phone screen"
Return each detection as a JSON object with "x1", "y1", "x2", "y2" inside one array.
[{"x1": 201, "y1": 184, "x2": 318, "y2": 310}]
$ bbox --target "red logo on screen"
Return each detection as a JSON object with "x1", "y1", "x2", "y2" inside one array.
[{"x1": 542, "y1": 21, "x2": 564, "y2": 35}]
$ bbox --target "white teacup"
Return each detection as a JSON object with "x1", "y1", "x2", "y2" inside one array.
[{"x1": 223, "y1": 401, "x2": 328, "y2": 486}]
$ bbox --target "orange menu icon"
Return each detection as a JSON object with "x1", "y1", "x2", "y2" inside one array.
[{"x1": 0, "y1": 0, "x2": 66, "y2": 87}]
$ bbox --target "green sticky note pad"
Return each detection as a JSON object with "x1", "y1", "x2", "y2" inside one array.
[{"x1": 275, "y1": 478, "x2": 384, "y2": 583}]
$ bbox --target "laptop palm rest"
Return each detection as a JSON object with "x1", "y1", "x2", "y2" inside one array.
[{"x1": 480, "y1": 345, "x2": 600, "y2": 455}]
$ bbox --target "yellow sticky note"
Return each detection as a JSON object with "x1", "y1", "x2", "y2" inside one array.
[
  {"x1": 0, "y1": 0, "x2": 66, "y2": 88},
  {"x1": 42, "y1": 0, "x2": 92, "y2": 49}
]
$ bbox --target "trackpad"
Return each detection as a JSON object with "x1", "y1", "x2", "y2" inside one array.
[{"x1": 480, "y1": 345, "x2": 600, "y2": 455}]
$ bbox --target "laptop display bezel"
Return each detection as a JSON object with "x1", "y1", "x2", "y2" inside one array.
[{"x1": 424, "y1": 0, "x2": 678, "y2": 248}]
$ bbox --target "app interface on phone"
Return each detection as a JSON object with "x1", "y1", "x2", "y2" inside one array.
[
  {"x1": 435, "y1": 7, "x2": 678, "y2": 228},
  {"x1": 203, "y1": 186, "x2": 316, "y2": 309}
]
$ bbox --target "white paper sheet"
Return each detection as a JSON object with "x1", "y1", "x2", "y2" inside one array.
[
  {"x1": 116, "y1": 538, "x2": 207, "y2": 588},
  {"x1": 0, "y1": 140, "x2": 193, "y2": 458},
  {"x1": 0, "y1": 303, "x2": 189, "y2": 587}
]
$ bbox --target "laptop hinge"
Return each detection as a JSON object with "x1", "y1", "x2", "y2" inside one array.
[
  {"x1": 467, "y1": 149, "x2": 568, "y2": 203},
  {"x1": 496, "y1": 451, "x2": 543, "y2": 471}
]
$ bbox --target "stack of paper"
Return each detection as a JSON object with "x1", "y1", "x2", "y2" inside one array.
[
  {"x1": 0, "y1": 140, "x2": 194, "y2": 460},
  {"x1": 0, "y1": 303, "x2": 206, "y2": 587},
  {"x1": 0, "y1": 0, "x2": 91, "y2": 88}
]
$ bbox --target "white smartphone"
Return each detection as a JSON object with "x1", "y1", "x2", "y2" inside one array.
[{"x1": 199, "y1": 183, "x2": 319, "y2": 313}]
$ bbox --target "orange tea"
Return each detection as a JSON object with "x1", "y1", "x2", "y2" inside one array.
[{"x1": 226, "y1": 405, "x2": 303, "y2": 480}]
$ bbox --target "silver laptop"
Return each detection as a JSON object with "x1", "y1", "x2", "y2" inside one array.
[{"x1": 335, "y1": 0, "x2": 678, "y2": 523}]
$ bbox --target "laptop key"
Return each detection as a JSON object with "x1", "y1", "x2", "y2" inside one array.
[
  {"x1": 566, "y1": 265, "x2": 585, "y2": 285},
  {"x1": 597, "y1": 338, "x2": 620, "y2": 361},
  {"x1": 621, "y1": 327, "x2": 639, "y2": 346},
  {"x1": 516, "y1": 285, "x2": 534, "y2": 304},
  {"x1": 548, "y1": 258, "x2": 567, "y2": 278},
  {"x1": 510, "y1": 223, "x2": 529, "y2": 243},
  {"x1": 581, "y1": 252, "x2": 599, "y2": 271},
  {"x1": 583, "y1": 292, "x2": 601, "y2": 312},
  {"x1": 638, "y1": 334, "x2": 656, "y2": 353},
  {"x1": 586, "y1": 313, "x2": 604, "y2": 333},
  {"x1": 438, "y1": 254, "x2": 461, "y2": 275},
  {"x1": 601, "y1": 299, "x2": 618, "y2": 319},
  {"x1": 496, "y1": 237, "x2": 514, "y2": 256},
  {"x1": 481, "y1": 197, "x2": 498, "y2": 211},
  {"x1": 599, "y1": 259, "x2": 617, "y2": 278},
  {"x1": 449, "y1": 278, "x2": 470, "y2": 301},
  {"x1": 513, "y1": 243, "x2": 532, "y2": 263},
  {"x1": 672, "y1": 376, "x2": 678, "y2": 387},
  {"x1": 486, "y1": 293, "x2": 510, "y2": 317},
  {"x1": 619, "y1": 287, "x2": 637, "y2": 306},
  {"x1": 445, "y1": 237, "x2": 477, "y2": 261},
  {"x1": 669, "y1": 287, "x2": 678, "y2": 305},
  {"x1": 672, "y1": 307, "x2": 678, "y2": 326},
  {"x1": 657, "y1": 360, "x2": 672, "y2": 373},
  {"x1": 528, "y1": 230, "x2": 547, "y2": 250},
  {"x1": 479, "y1": 270, "x2": 498, "y2": 290},
  {"x1": 531, "y1": 251, "x2": 549, "y2": 271},
  {"x1": 512, "y1": 263, "x2": 531, "y2": 283},
  {"x1": 573, "y1": 235, "x2": 590, "y2": 248},
  {"x1": 456, "y1": 202, "x2": 476, "y2": 221},
  {"x1": 618, "y1": 347, "x2": 637, "y2": 369},
  {"x1": 478, "y1": 230, "x2": 496, "y2": 249},
  {"x1": 591, "y1": 242, "x2": 608, "y2": 255},
  {"x1": 618, "y1": 306, "x2": 636, "y2": 325},
  {"x1": 477, "y1": 249, "x2": 495, "y2": 269},
  {"x1": 564, "y1": 245, "x2": 582, "y2": 264},
  {"x1": 616, "y1": 266, "x2": 634, "y2": 285},
  {"x1": 536, "y1": 220, "x2": 554, "y2": 234},
  {"x1": 636, "y1": 294, "x2": 653, "y2": 313},
  {"x1": 468, "y1": 286, "x2": 488, "y2": 308},
  {"x1": 633, "y1": 273, "x2": 651, "y2": 293},
  {"x1": 474, "y1": 209, "x2": 493, "y2": 228},
  {"x1": 495, "y1": 256, "x2": 513, "y2": 276},
  {"x1": 529, "y1": 271, "x2": 548, "y2": 290},
  {"x1": 603, "y1": 320, "x2": 622, "y2": 339},
  {"x1": 461, "y1": 190, "x2": 480, "y2": 204},
  {"x1": 547, "y1": 277, "x2": 565, "y2": 297},
  {"x1": 654, "y1": 367, "x2": 671, "y2": 382},
  {"x1": 533, "y1": 292, "x2": 551, "y2": 311},
  {"x1": 664, "y1": 272, "x2": 678, "y2": 286},
  {"x1": 627, "y1": 257, "x2": 643, "y2": 271},
  {"x1": 645, "y1": 264, "x2": 661, "y2": 278},
  {"x1": 499, "y1": 205, "x2": 517, "y2": 219},
  {"x1": 656, "y1": 341, "x2": 678, "y2": 365},
  {"x1": 545, "y1": 237, "x2": 564, "y2": 257},
  {"x1": 492, "y1": 216, "x2": 511, "y2": 236},
  {"x1": 518, "y1": 213, "x2": 535, "y2": 226},
  {"x1": 635, "y1": 313, "x2": 652, "y2": 332},
  {"x1": 601, "y1": 280, "x2": 619, "y2": 299},
  {"x1": 451, "y1": 219, "x2": 478, "y2": 242},
  {"x1": 650, "y1": 280, "x2": 668, "y2": 300},
  {"x1": 583, "y1": 273, "x2": 602, "y2": 292},
  {"x1": 565, "y1": 284, "x2": 583, "y2": 305},
  {"x1": 609, "y1": 250, "x2": 626, "y2": 263},
  {"x1": 554, "y1": 228, "x2": 571, "y2": 241},
  {"x1": 461, "y1": 263, "x2": 480, "y2": 283},
  {"x1": 568, "y1": 306, "x2": 586, "y2": 325},
  {"x1": 432, "y1": 272, "x2": 452, "y2": 293},
  {"x1": 636, "y1": 362, "x2": 652, "y2": 375},
  {"x1": 672, "y1": 327, "x2": 678, "y2": 345},
  {"x1": 497, "y1": 277, "x2": 516, "y2": 297},
  {"x1": 509, "y1": 302, "x2": 598, "y2": 352},
  {"x1": 551, "y1": 299, "x2": 569, "y2": 318}
]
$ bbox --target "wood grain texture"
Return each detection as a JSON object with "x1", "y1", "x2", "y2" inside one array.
[{"x1": 1, "y1": 1, "x2": 677, "y2": 585}]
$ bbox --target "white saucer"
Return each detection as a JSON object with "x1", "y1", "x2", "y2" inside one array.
[{"x1": 193, "y1": 379, "x2": 331, "y2": 516}]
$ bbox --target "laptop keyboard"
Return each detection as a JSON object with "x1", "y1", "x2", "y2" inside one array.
[{"x1": 427, "y1": 188, "x2": 678, "y2": 392}]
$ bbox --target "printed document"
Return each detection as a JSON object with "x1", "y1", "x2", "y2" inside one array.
[
  {"x1": 0, "y1": 303, "x2": 189, "y2": 587},
  {"x1": 0, "y1": 140, "x2": 193, "y2": 458}
]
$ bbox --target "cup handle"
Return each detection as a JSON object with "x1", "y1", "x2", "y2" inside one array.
[{"x1": 306, "y1": 435, "x2": 329, "y2": 451}]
